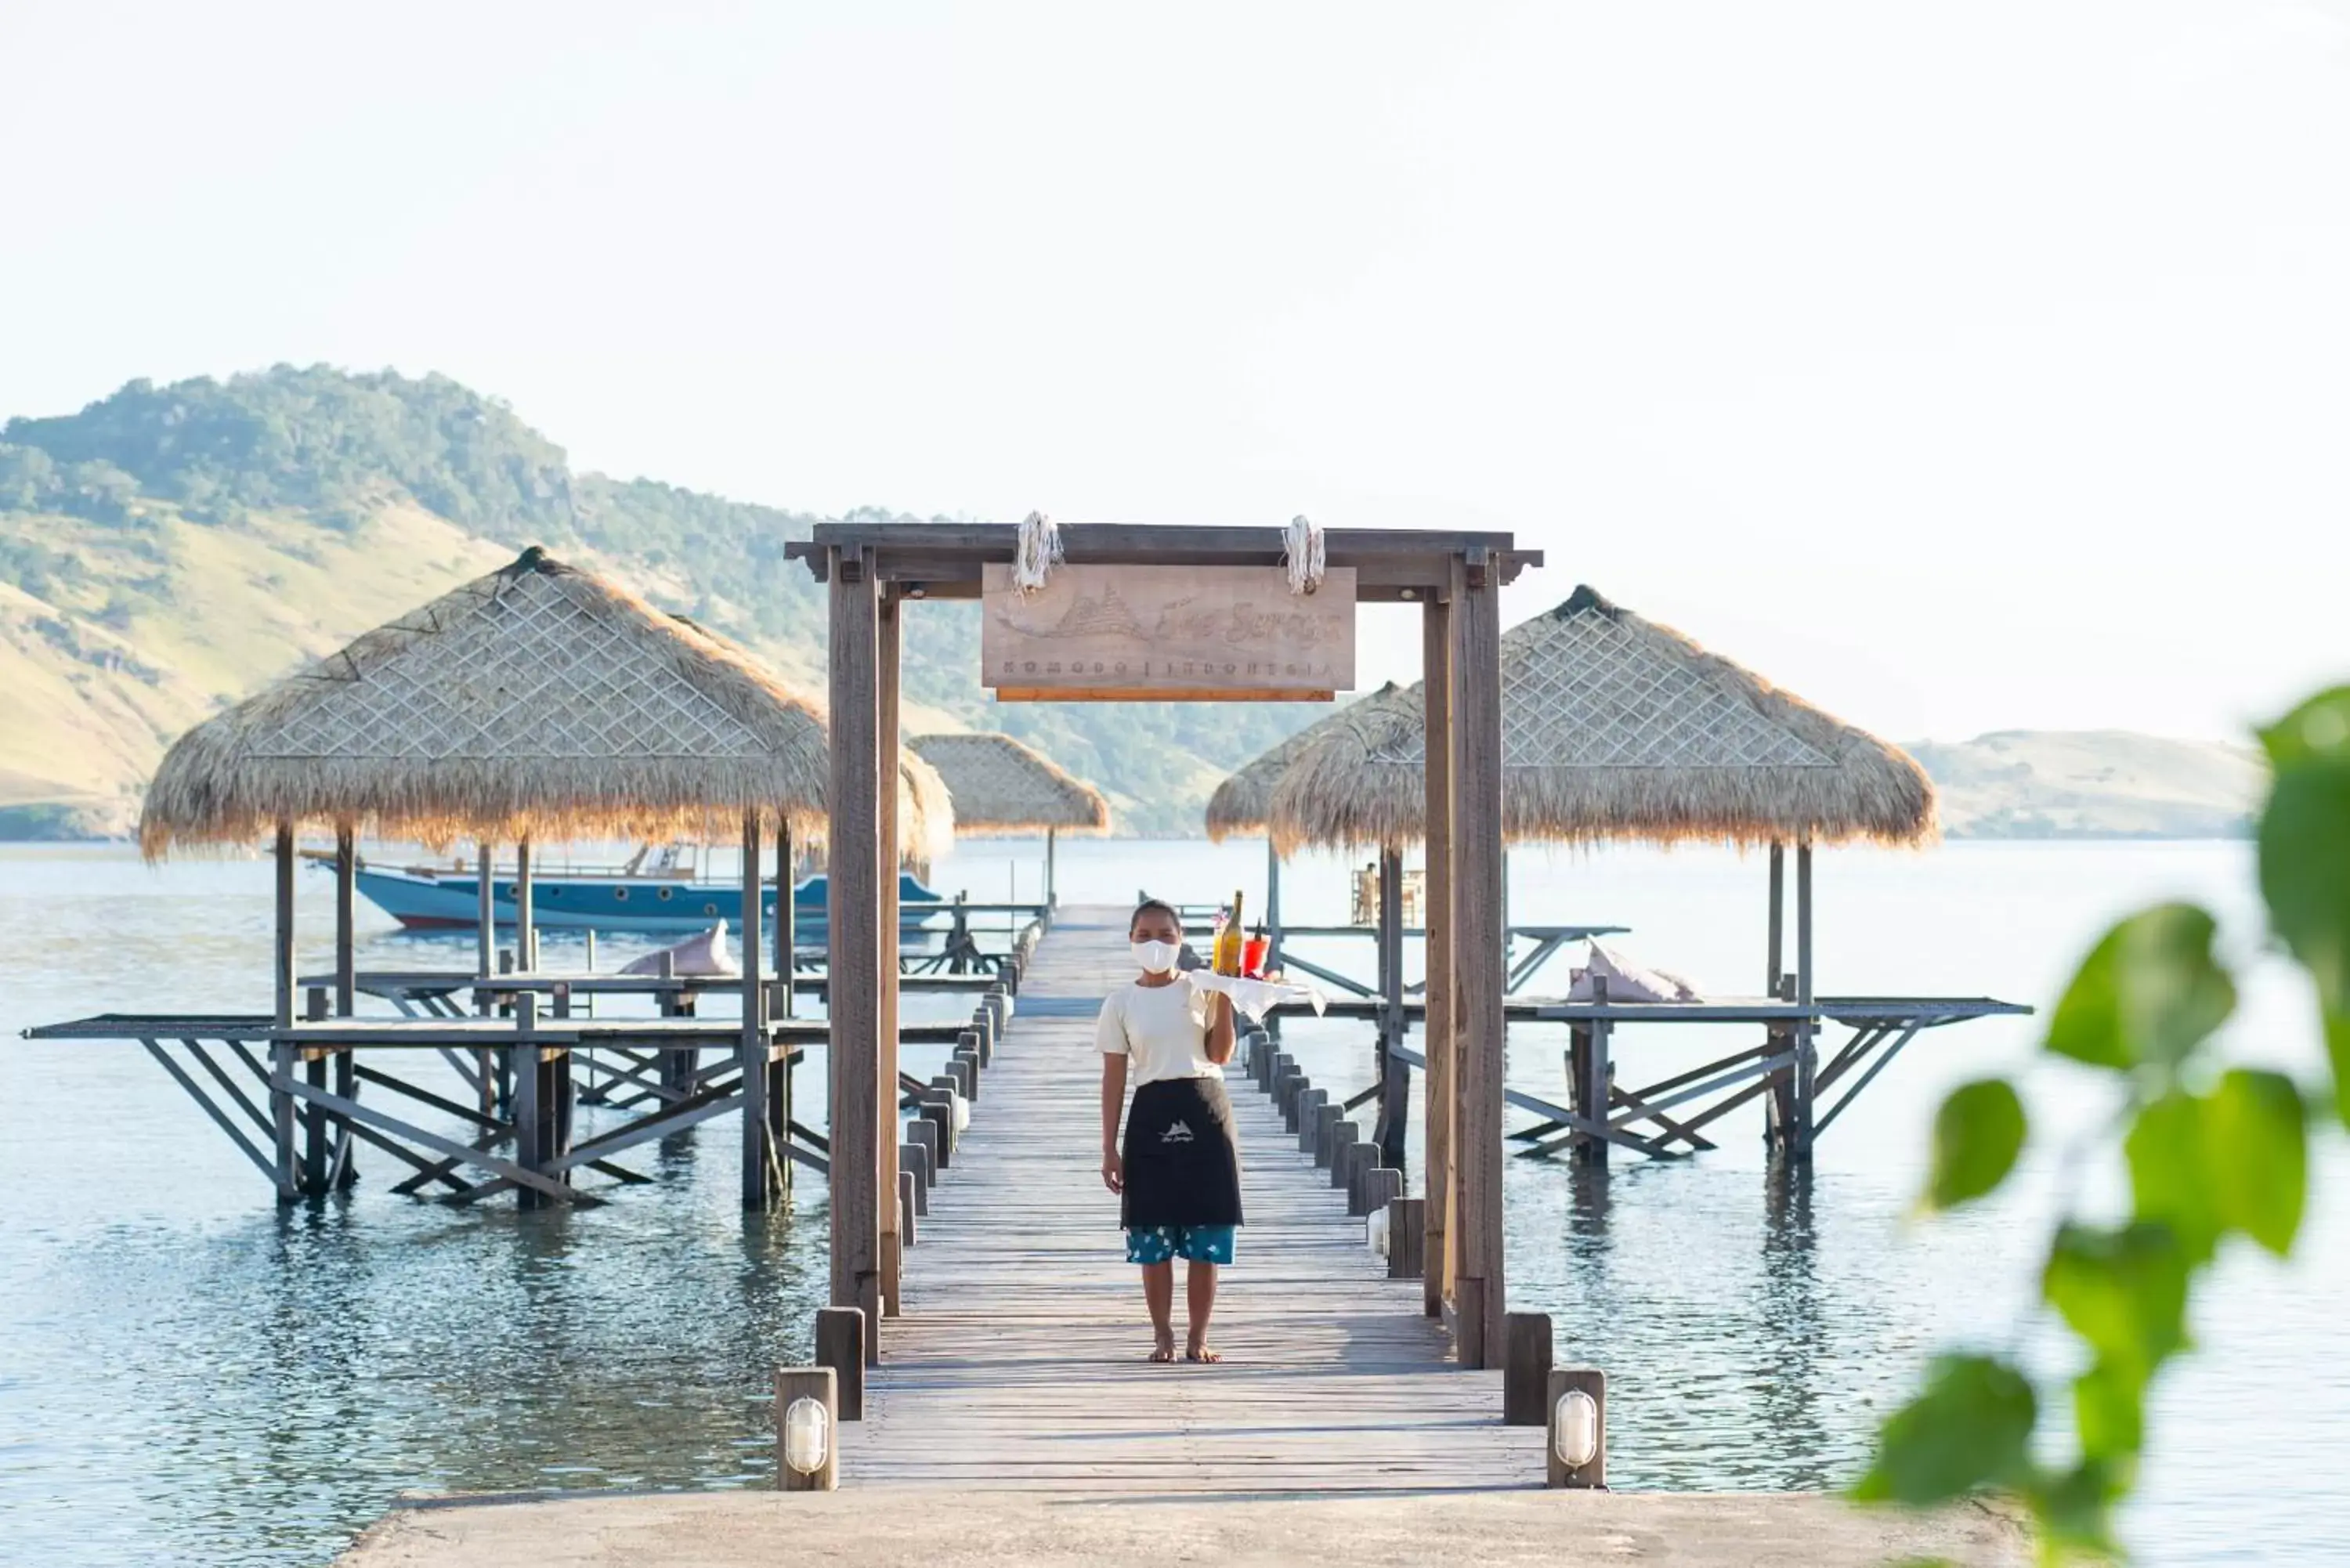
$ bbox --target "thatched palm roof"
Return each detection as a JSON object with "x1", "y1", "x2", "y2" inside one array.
[
  {"x1": 908, "y1": 732, "x2": 1110, "y2": 836},
  {"x1": 1202, "y1": 683, "x2": 1415, "y2": 842},
  {"x1": 140, "y1": 547, "x2": 954, "y2": 859},
  {"x1": 1267, "y1": 587, "x2": 1936, "y2": 852}
]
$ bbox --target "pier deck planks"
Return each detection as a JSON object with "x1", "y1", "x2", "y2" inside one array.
[{"x1": 841, "y1": 906, "x2": 1542, "y2": 1493}]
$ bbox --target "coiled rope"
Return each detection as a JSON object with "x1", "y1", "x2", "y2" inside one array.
[
  {"x1": 1012, "y1": 511, "x2": 1062, "y2": 595},
  {"x1": 1282, "y1": 515, "x2": 1326, "y2": 595}
]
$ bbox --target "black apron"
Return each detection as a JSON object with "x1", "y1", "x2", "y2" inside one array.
[{"x1": 1120, "y1": 1076, "x2": 1244, "y2": 1231}]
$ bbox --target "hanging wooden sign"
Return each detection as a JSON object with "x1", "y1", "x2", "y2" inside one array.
[{"x1": 982, "y1": 563, "x2": 1356, "y2": 701}]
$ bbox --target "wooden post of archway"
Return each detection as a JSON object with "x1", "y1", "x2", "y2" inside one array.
[
  {"x1": 1448, "y1": 546, "x2": 1508, "y2": 1370},
  {"x1": 826, "y1": 544, "x2": 884, "y2": 1335}
]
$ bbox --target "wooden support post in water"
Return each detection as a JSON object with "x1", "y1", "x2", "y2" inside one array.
[
  {"x1": 515, "y1": 836, "x2": 535, "y2": 973},
  {"x1": 1791, "y1": 839, "x2": 1817, "y2": 1162},
  {"x1": 877, "y1": 590, "x2": 904, "y2": 1326},
  {"x1": 1453, "y1": 545, "x2": 1509, "y2": 1369},
  {"x1": 826, "y1": 544, "x2": 883, "y2": 1331},
  {"x1": 1372, "y1": 842, "x2": 1410, "y2": 1168},
  {"x1": 1504, "y1": 1312, "x2": 1554, "y2": 1426},
  {"x1": 475, "y1": 839, "x2": 496, "y2": 1017},
  {"x1": 740, "y1": 809, "x2": 772, "y2": 1210},
  {"x1": 776, "y1": 818, "x2": 794, "y2": 1020},
  {"x1": 1546, "y1": 1367, "x2": 1608, "y2": 1489},
  {"x1": 272, "y1": 822, "x2": 299, "y2": 1202},
  {"x1": 1420, "y1": 580, "x2": 1455, "y2": 1320},
  {"x1": 1766, "y1": 841, "x2": 1786, "y2": 996},
  {"x1": 334, "y1": 824, "x2": 356, "y2": 1017},
  {"x1": 774, "y1": 1366, "x2": 839, "y2": 1491},
  {"x1": 1578, "y1": 976, "x2": 1611, "y2": 1169},
  {"x1": 814, "y1": 1306, "x2": 866, "y2": 1422}
]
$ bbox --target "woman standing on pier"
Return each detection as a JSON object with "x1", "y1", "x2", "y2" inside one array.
[{"x1": 1097, "y1": 899, "x2": 1241, "y2": 1363}]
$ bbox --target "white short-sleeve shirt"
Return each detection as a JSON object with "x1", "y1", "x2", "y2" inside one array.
[{"x1": 1095, "y1": 979, "x2": 1220, "y2": 1088}]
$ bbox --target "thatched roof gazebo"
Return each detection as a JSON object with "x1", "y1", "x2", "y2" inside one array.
[
  {"x1": 140, "y1": 545, "x2": 952, "y2": 1033},
  {"x1": 1266, "y1": 583, "x2": 1938, "y2": 1010},
  {"x1": 1202, "y1": 681, "x2": 1414, "y2": 843},
  {"x1": 1267, "y1": 586, "x2": 1934, "y2": 854},
  {"x1": 908, "y1": 732, "x2": 1109, "y2": 908},
  {"x1": 143, "y1": 547, "x2": 951, "y2": 862}
]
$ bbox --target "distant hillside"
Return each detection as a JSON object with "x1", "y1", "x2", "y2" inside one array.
[
  {"x1": 1907, "y1": 730, "x2": 2261, "y2": 839},
  {"x1": 0, "y1": 367, "x2": 1322, "y2": 837}
]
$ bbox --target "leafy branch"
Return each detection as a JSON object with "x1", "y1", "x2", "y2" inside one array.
[{"x1": 1856, "y1": 688, "x2": 2350, "y2": 1560}]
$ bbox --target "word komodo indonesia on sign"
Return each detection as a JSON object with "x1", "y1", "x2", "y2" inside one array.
[{"x1": 982, "y1": 562, "x2": 1358, "y2": 702}]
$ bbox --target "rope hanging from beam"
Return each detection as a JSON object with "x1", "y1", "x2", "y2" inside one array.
[
  {"x1": 1283, "y1": 514, "x2": 1326, "y2": 594},
  {"x1": 1012, "y1": 511, "x2": 1062, "y2": 594}
]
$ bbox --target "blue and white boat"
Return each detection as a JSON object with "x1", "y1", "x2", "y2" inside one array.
[{"x1": 324, "y1": 849, "x2": 945, "y2": 936}]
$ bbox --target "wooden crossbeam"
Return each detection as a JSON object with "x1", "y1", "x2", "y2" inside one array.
[
  {"x1": 1813, "y1": 1023, "x2": 1925, "y2": 1139},
  {"x1": 273, "y1": 1074, "x2": 591, "y2": 1205},
  {"x1": 352, "y1": 1064, "x2": 507, "y2": 1132},
  {"x1": 1609, "y1": 1082, "x2": 1717, "y2": 1152},
  {"x1": 183, "y1": 1039, "x2": 273, "y2": 1138},
  {"x1": 143, "y1": 1040, "x2": 277, "y2": 1183}
]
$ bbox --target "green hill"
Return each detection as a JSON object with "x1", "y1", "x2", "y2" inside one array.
[{"x1": 0, "y1": 366, "x2": 1321, "y2": 837}]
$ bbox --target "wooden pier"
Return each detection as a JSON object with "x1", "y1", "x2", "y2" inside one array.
[{"x1": 844, "y1": 905, "x2": 1539, "y2": 1491}]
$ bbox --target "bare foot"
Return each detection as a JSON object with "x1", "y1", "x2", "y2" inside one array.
[
  {"x1": 1149, "y1": 1331, "x2": 1176, "y2": 1364},
  {"x1": 1184, "y1": 1340, "x2": 1222, "y2": 1364}
]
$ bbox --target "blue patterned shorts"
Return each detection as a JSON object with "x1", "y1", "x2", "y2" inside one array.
[{"x1": 1125, "y1": 1223, "x2": 1236, "y2": 1266}]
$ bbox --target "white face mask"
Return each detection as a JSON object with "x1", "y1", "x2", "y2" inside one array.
[{"x1": 1130, "y1": 939, "x2": 1181, "y2": 976}]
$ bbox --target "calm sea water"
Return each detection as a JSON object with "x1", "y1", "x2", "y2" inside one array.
[{"x1": 1, "y1": 838, "x2": 2342, "y2": 1565}]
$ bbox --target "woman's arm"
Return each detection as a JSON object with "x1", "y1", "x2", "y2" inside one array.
[
  {"x1": 1204, "y1": 992, "x2": 1237, "y2": 1065},
  {"x1": 1099, "y1": 1050, "x2": 1128, "y2": 1192}
]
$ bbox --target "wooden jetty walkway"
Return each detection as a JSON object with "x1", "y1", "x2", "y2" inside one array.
[{"x1": 844, "y1": 905, "x2": 1540, "y2": 1493}]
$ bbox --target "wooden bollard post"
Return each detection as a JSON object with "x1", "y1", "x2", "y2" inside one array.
[
  {"x1": 815, "y1": 1306, "x2": 866, "y2": 1422},
  {"x1": 1282, "y1": 1072, "x2": 1311, "y2": 1129},
  {"x1": 1336, "y1": 1136, "x2": 1372, "y2": 1202},
  {"x1": 899, "y1": 1140, "x2": 930, "y2": 1216},
  {"x1": 916, "y1": 1095, "x2": 953, "y2": 1165},
  {"x1": 970, "y1": 1006, "x2": 995, "y2": 1060},
  {"x1": 774, "y1": 1365, "x2": 839, "y2": 1490},
  {"x1": 899, "y1": 1169, "x2": 918, "y2": 1248},
  {"x1": 953, "y1": 1044, "x2": 982, "y2": 1099},
  {"x1": 1294, "y1": 1088, "x2": 1327, "y2": 1147},
  {"x1": 1271, "y1": 1053, "x2": 1297, "y2": 1106},
  {"x1": 1317, "y1": 1105, "x2": 1350, "y2": 1169},
  {"x1": 1546, "y1": 1367, "x2": 1607, "y2": 1487},
  {"x1": 1387, "y1": 1193, "x2": 1424, "y2": 1279},
  {"x1": 1504, "y1": 1312, "x2": 1555, "y2": 1426},
  {"x1": 944, "y1": 1057, "x2": 974, "y2": 1103},
  {"x1": 1361, "y1": 1165, "x2": 1402, "y2": 1228},
  {"x1": 960, "y1": 1025, "x2": 987, "y2": 1071},
  {"x1": 988, "y1": 985, "x2": 1012, "y2": 1025},
  {"x1": 906, "y1": 1118, "x2": 939, "y2": 1190},
  {"x1": 1299, "y1": 1092, "x2": 1332, "y2": 1155}
]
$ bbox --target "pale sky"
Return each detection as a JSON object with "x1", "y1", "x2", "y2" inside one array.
[{"x1": 5, "y1": 1, "x2": 2347, "y2": 742}]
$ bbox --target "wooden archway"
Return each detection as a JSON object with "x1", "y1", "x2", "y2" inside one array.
[{"x1": 788, "y1": 523, "x2": 1538, "y2": 1369}]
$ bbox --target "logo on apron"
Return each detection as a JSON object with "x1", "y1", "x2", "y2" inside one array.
[{"x1": 1160, "y1": 1120, "x2": 1195, "y2": 1143}]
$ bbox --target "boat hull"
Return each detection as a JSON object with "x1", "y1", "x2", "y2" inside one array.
[{"x1": 352, "y1": 867, "x2": 943, "y2": 936}]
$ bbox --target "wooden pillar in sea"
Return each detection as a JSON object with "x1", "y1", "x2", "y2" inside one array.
[
  {"x1": 475, "y1": 839, "x2": 497, "y2": 1116},
  {"x1": 740, "y1": 807, "x2": 773, "y2": 1209},
  {"x1": 776, "y1": 819, "x2": 795, "y2": 1021},
  {"x1": 1372, "y1": 841, "x2": 1408, "y2": 1167},
  {"x1": 332, "y1": 822, "x2": 358, "y2": 1189},
  {"x1": 271, "y1": 819, "x2": 300, "y2": 1203},
  {"x1": 826, "y1": 543, "x2": 884, "y2": 1333},
  {"x1": 515, "y1": 836, "x2": 536, "y2": 972},
  {"x1": 1451, "y1": 545, "x2": 1509, "y2": 1370},
  {"x1": 877, "y1": 591, "x2": 905, "y2": 1320},
  {"x1": 1419, "y1": 574, "x2": 1455, "y2": 1321}
]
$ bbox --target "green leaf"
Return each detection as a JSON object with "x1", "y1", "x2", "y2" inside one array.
[
  {"x1": 1852, "y1": 1353, "x2": 2037, "y2": 1505},
  {"x1": 1926, "y1": 1078, "x2": 2026, "y2": 1210},
  {"x1": 2071, "y1": 1360, "x2": 2146, "y2": 1461},
  {"x1": 2256, "y1": 690, "x2": 2350, "y2": 1126},
  {"x1": 2043, "y1": 1224, "x2": 2189, "y2": 1382},
  {"x1": 2025, "y1": 1458, "x2": 2127, "y2": 1559},
  {"x1": 2043, "y1": 904, "x2": 2235, "y2": 1075},
  {"x1": 2204, "y1": 1069, "x2": 2307, "y2": 1255},
  {"x1": 2124, "y1": 1091, "x2": 2221, "y2": 1264}
]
